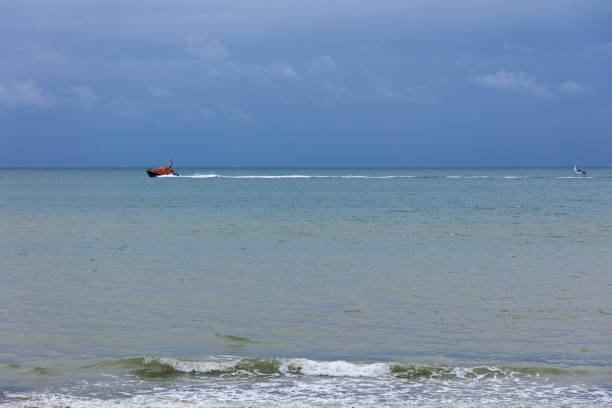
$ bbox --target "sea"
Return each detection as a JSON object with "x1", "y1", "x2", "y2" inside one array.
[{"x1": 1, "y1": 168, "x2": 611, "y2": 407}]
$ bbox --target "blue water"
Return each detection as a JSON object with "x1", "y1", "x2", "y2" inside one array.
[{"x1": 1, "y1": 168, "x2": 611, "y2": 407}]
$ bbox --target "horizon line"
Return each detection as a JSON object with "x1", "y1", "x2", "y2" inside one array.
[{"x1": 2, "y1": 166, "x2": 610, "y2": 170}]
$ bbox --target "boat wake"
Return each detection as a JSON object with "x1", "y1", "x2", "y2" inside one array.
[
  {"x1": 154, "y1": 173, "x2": 606, "y2": 180},
  {"x1": 172, "y1": 174, "x2": 416, "y2": 179}
]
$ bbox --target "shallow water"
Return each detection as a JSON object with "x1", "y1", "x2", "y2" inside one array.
[{"x1": 1, "y1": 168, "x2": 611, "y2": 407}]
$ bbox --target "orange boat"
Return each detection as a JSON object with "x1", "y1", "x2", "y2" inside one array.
[{"x1": 146, "y1": 162, "x2": 179, "y2": 177}]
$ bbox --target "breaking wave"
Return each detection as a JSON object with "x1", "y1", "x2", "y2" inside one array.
[
  {"x1": 89, "y1": 356, "x2": 597, "y2": 380},
  {"x1": 4, "y1": 358, "x2": 611, "y2": 407}
]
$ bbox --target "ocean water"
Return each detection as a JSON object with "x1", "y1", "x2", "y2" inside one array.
[{"x1": 1, "y1": 168, "x2": 611, "y2": 407}]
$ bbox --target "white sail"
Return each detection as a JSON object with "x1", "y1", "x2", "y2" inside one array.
[{"x1": 573, "y1": 163, "x2": 586, "y2": 176}]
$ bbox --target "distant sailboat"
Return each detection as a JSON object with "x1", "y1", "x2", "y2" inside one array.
[{"x1": 573, "y1": 163, "x2": 587, "y2": 176}]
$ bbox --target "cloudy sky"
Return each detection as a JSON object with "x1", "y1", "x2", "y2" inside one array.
[{"x1": 1, "y1": 0, "x2": 611, "y2": 167}]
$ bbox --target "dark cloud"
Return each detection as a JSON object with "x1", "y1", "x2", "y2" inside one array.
[{"x1": 1, "y1": 0, "x2": 611, "y2": 166}]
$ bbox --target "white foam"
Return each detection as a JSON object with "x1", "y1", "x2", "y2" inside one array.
[
  {"x1": 174, "y1": 174, "x2": 416, "y2": 179},
  {"x1": 279, "y1": 358, "x2": 391, "y2": 377},
  {"x1": 4, "y1": 359, "x2": 611, "y2": 407},
  {"x1": 5, "y1": 382, "x2": 611, "y2": 408},
  {"x1": 340, "y1": 175, "x2": 414, "y2": 179},
  {"x1": 232, "y1": 175, "x2": 313, "y2": 179},
  {"x1": 185, "y1": 174, "x2": 222, "y2": 178},
  {"x1": 143, "y1": 356, "x2": 238, "y2": 373},
  {"x1": 142, "y1": 357, "x2": 392, "y2": 377},
  {"x1": 182, "y1": 174, "x2": 314, "y2": 179},
  {"x1": 446, "y1": 175, "x2": 490, "y2": 179}
]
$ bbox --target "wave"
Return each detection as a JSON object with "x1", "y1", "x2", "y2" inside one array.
[
  {"x1": 89, "y1": 356, "x2": 596, "y2": 380},
  {"x1": 0, "y1": 364, "x2": 61, "y2": 377},
  {"x1": 5, "y1": 358, "x2": 611, "y2": 407}
]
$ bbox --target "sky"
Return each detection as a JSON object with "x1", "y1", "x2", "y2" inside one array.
[{"x1": 1, "y1": 0, "x2": 611, "y2": 167}]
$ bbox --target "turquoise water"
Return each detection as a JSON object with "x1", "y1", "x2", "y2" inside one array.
[{"x1": 1, "y1": 168, "x2": 611, "y2": 407}]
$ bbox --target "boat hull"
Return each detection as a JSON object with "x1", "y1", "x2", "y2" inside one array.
[{"x1": 146, "y1": 168, "x2": 179, "y2": 177}]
